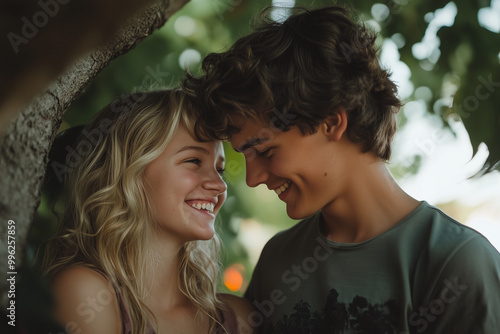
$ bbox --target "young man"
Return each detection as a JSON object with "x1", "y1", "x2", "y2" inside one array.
[{"x1": 184, "y1": 6, "x2": 500, "y2": 333}]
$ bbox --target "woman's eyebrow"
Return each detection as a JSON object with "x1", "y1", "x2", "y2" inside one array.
[{"x1": 176, "y1": 145, "x2": 210, "y2": 155}]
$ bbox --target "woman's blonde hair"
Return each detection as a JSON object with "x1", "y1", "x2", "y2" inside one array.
[{"x1": 42, "y1": 89, "x2": 225, "y2": 333}]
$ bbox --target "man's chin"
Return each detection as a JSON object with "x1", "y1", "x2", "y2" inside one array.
[{"x1": 286, "y1": 206, "x2": 315, "y2": 220}]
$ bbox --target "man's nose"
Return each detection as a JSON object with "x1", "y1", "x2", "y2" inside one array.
[{"x1": 245, "y1": 158, "x2": 269, "y2": 188}]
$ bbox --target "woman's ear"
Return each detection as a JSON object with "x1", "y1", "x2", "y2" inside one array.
[{"x1": 322, "y1": 108, "x2": 348, "y2": 141}]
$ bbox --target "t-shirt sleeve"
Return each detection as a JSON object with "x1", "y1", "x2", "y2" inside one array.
[{"x1": 410, "y1": 235, "x2": 500, "y2": 333}]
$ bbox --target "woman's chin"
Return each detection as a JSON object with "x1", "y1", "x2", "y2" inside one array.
[{"x1": 193, "y1": 228, "x2": 216, "y2": 241}]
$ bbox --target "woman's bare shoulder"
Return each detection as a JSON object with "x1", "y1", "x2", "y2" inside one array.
[{"x1": 50, "y1": 266, "x2": 122, "y2": 334}]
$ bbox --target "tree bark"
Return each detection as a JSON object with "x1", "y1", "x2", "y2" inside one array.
[
  {"x1": 0, "y1": 0, "x2": 175, "y2": 130},
  {"x1": 0, "y1": 0, "x2": 189, "y2": 307}
]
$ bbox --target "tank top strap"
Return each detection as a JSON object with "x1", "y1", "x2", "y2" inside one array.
[
  {"x1": 91, "y1": 268, "x2": 134, "y2": 334},
  {"x1": 218, "y1": 304, "x2": 239, "y2": 334}
]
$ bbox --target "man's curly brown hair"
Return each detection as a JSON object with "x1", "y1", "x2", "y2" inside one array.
[{"x1": 184, "y1": 5, "x2": 402, "y2": 160}]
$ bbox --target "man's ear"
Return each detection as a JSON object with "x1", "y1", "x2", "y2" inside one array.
[{"x1": 322, "y1": 108, "x2": 348, "y2": 141}]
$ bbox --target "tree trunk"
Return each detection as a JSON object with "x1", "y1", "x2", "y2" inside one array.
[{"x1": 0, "y1": 0, "x2": 189, "y2": 307}]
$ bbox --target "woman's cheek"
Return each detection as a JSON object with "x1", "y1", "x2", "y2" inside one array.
[{"x1": 179, "y1": 170, "x2": 201, "y2": 188}]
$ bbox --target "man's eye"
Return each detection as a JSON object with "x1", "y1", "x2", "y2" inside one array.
[
  {"x1": 186, "y1": 158, "x2": 202, "y2": 165},
  {"x1": 257, "y1": 148, "x2": 273, "y2": 158}
]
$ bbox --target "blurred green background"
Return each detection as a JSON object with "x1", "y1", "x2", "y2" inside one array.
[{"x1": 28, "y1": 0, "x2": 500, "y2": 308}]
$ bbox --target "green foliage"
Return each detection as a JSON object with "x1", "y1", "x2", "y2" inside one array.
[
  {"x1": 367, "y1": 0, "x2": 500, "y2": 173},
  {"x1": 30, "y1": 0, "x2": 500, "y2": 303}
]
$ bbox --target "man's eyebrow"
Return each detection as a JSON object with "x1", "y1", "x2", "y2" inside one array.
[
  {"x1": 176, "y1": 145, "x2": 210, "y2": 155},
  {"x1": 234, "y1": 137, "x2": 270, "y2": 152}
]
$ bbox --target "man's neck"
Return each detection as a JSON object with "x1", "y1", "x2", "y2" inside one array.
[{"x1": 320, "y1": 161, "x2": 420, "y2": 243}]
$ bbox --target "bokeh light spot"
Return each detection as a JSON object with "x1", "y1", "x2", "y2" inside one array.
[
  {"x1": 178, "y1": 48, "x2": 201, "y2": 69},
  {"x1": 224, "y1": 265, "x2": 244, "y2": 292},
  {"x1": 174, "y1": 15, "x2": 196, "y2": 36}
]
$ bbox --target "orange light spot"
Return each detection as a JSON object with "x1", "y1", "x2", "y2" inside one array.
[{"x1": 224, "y1": 267, "x2": 243, "y2": 292}]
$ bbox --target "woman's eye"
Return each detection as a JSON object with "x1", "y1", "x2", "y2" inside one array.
[
  {"x1": 186, "y1": 158, "x2": 202, "y2": 165},
  {"x1": 217, "y1": 168, "x2": 225, "y2": 176}
]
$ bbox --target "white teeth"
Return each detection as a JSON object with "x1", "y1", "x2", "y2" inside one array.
[
  {"x1": 274, "y1": 181, "x2": 291, "y2": 195},
  {"x1": 190, "y1": 202, "x2": 215, "y2": 213}
]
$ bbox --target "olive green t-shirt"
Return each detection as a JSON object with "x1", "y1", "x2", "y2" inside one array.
[{"x1": 245, "y1": 202, "x2": 500, "y2": 333}]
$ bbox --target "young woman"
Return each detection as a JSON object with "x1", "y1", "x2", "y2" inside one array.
[{"x1": 42, "y1": 90, "x2": 254, "y2": 333}]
